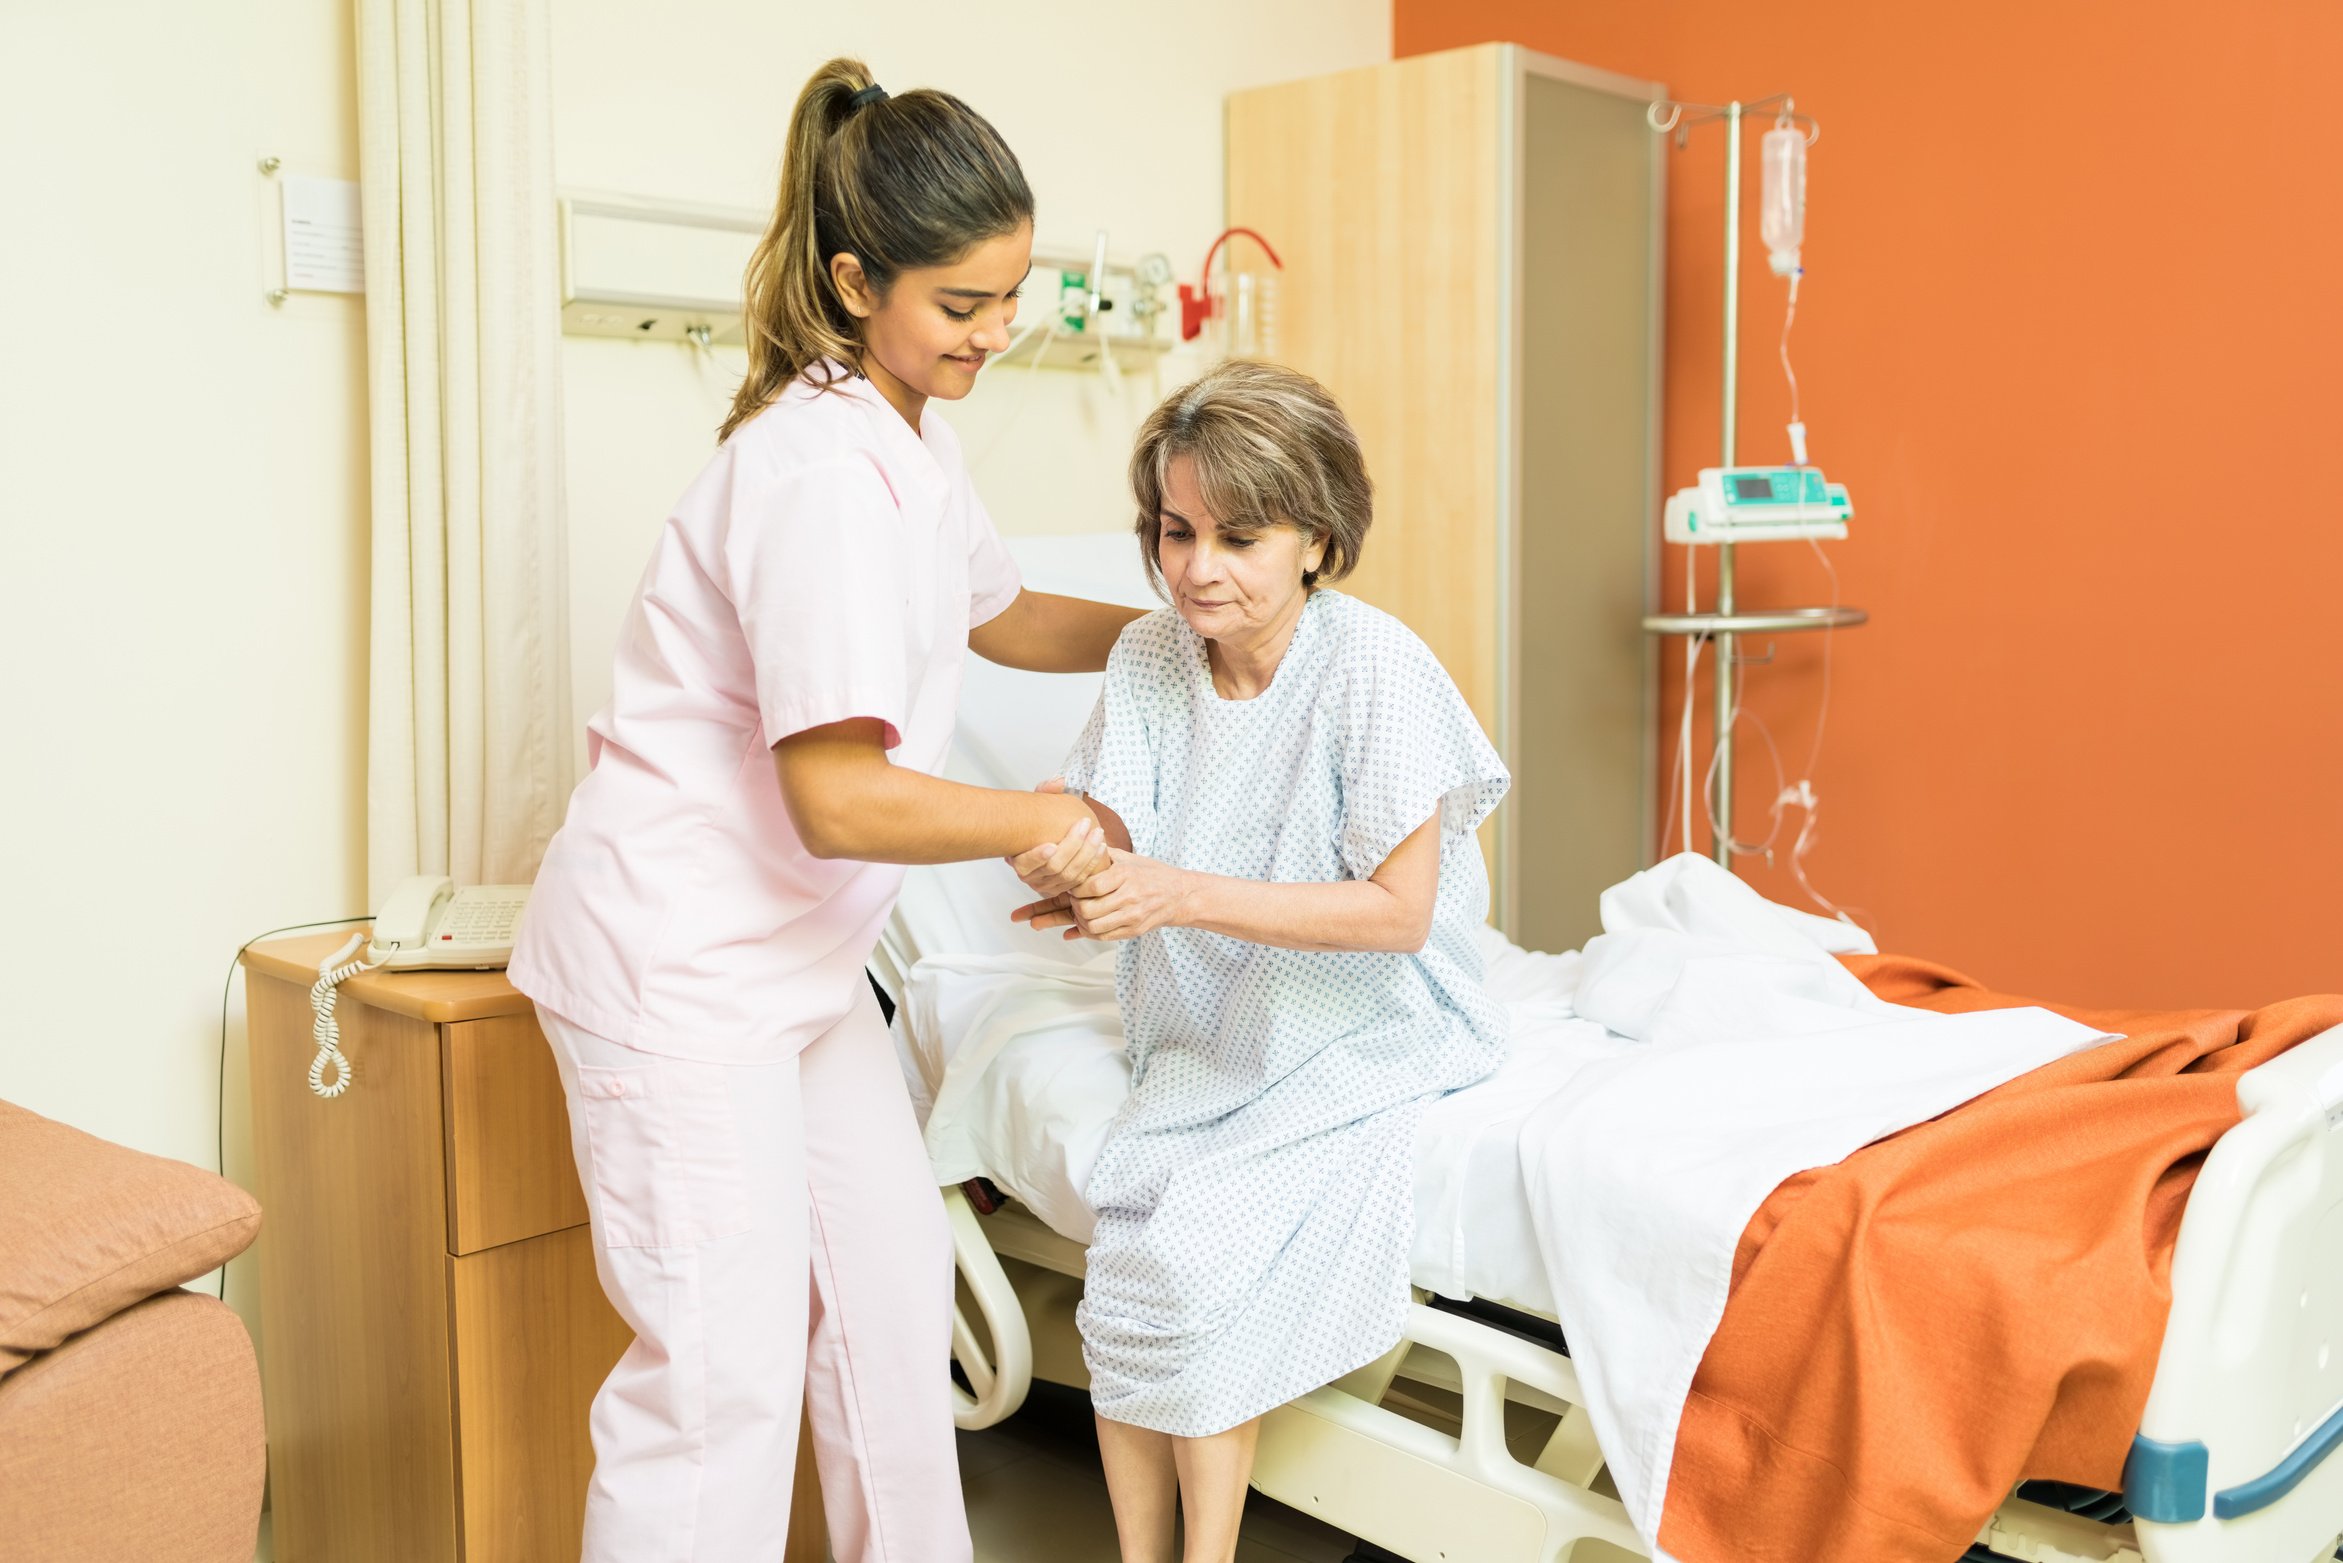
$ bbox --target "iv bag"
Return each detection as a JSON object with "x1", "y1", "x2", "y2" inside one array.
[{"x1": 1761, "y1": 125, "x2": 1805, "y2": 277}]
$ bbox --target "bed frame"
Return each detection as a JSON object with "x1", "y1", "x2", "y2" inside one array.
[{"x1": 941, "y1": 1023, "x2": 2343, "y2": 1563}]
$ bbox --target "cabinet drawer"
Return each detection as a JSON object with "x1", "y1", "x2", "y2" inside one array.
[
  {"x1": 448, "y1": 1228, "x2": 830, "y2": 1563},
  {"x1": 448, "y1": 1227, "x2": 630, "y2": 1563},
  {"x1": 442, "y1": 1014, "x2": 588, "y2": 1254}
]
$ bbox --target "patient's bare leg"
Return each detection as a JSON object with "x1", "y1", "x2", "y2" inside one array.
[
  {"x1": 1097, "y1": 1413, "x2": 1179, "y2": 1563},
  {"x1": 1171, "y1": 1418, "x2": 1261, "y2": 1563}
]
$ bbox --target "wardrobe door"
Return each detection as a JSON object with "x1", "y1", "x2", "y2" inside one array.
[
  {"x1": 1226, "y1": 46, "x2": 1507, "y2": 738},
  {"x1": 1509, "y1": 65, "x2": 1662, "y2": 953},
  {"x1": 1230, "y1": 44, "x2": 1660, "y2": 937}
]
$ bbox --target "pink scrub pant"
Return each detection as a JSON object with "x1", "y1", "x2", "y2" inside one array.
[{"x1": 540, "y1": 988, "x2": 969, "y2": 1563}]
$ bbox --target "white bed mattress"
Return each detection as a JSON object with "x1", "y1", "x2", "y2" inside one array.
[{"x1": 892, "y1": 924, "x2": 1628, "y2": 1319}]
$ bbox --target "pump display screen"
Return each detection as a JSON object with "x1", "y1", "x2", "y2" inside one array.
[{"x1": 1731, "y1": 474, "x2": 1778, "y2": 501}]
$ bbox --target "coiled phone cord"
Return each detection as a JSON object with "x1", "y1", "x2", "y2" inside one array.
[{"x1": 308, "y1": 932, "x2": 384, "y2": 1099}]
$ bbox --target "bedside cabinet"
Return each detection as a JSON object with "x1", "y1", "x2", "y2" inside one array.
[{"x1": 242, "y1": 933, "x2": 826, "y2": 1563}]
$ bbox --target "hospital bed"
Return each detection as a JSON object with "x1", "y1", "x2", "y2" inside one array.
[{"x1": 878, "y1": 535, "x2": 2343, "y2": 1563}]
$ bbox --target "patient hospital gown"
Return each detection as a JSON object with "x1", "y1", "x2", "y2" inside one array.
[{"x1": 1062, "y1": 590, "x2": 1510, "y2": 1435}]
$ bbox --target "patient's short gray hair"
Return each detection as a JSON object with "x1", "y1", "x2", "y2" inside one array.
[{"x1": 1129, "y1": 360, "x2": 1373, "y2": 593}]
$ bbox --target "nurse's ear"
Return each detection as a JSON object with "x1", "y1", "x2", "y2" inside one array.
[{"x1": 830, "y1": 252, "x2": 878, "y2": 320}]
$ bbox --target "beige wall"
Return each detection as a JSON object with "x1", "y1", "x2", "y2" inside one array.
[
  {"x1": 0, "y1": 0, "x2": 1389, "y2": 1347},
  {"x1": 551, "y1": 0, "x2": 1395, "y2": 745},
  {"x1": 0, "y1": 1, "x2": 369, "y2": 1326}
]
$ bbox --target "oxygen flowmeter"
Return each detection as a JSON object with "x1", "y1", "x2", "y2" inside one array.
[{"x1": 1663, "y1": 464, "x2": 1851, "y2": 545}]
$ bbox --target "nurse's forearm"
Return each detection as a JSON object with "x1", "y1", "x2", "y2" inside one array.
[
  {"x1": 774, "y1": 723, "x2": 1098, "y2": 864},
  {"x1": 835, "y1": 771, "x2": 1097, "y2": 863},
  {"x1": 1177, "y1": 875, "x2": 1430, "y2": 955},
  {"x1": 969, "y1": 589, "x2": 1145, "y2": 673}
]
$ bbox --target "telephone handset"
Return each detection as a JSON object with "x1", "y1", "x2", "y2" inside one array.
[
  {"x1": 308, "y1": 877, "x2": 532, "y2": 1098},
  {"x1": 367, "y1": 876, "x2": 530, "y2": 970}
]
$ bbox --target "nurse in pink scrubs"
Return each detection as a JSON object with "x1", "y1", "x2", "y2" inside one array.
[{"x1": 507, "y1": 57, "x2": 1137, "y2": 1563}]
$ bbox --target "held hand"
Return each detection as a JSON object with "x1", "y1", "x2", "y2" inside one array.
[
  {"x1": 1010, "y1": 892, "x2": 1088, "y2": 941},
  {"x1": 1067, "y1": 849, "x2": 1192, "y2": 943},
  {"x1": 1007, "y1": 793, "x2": 1109, "y2": 901}
]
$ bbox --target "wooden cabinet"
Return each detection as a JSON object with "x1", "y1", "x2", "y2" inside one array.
[
  {"x1": 1227, "y1": 43, "x2": 1665, "y2": 953},
  {"x1": 242, "y1": 934, "x2": 825, "y2": 1562}
]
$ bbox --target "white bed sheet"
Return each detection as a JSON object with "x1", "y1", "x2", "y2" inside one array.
[
  {"x1": 895, "y1": 923, "x2": 1621, "y2": 1317},
  {"x1": 891, "y1": 853, "x2": 2113, "y2": 1563}
]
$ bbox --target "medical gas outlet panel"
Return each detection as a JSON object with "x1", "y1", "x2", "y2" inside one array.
[{"x1": 1010, "y1": 248, "x2": 1178, "y2": 369}]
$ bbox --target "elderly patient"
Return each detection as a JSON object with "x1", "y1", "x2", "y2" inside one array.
[{"x1": 1008, "y1": 361, "x2": 1511, "y2": 1563}]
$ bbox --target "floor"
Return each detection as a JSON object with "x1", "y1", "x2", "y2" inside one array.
[
  {"x1": 960, "y1": 1382, "x2": 1356, "y2": 1563},
  {"x1": 251, "y1": 1381, "x2": 1360, "y2": 1563}
]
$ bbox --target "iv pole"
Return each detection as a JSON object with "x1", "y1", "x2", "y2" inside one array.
[
  {"x1": 1643, "y1": 95, "x2": 1867, "y2": 870},
  {"x1": 1717, "y1": 100, "x2": 1746, "y2": 868}
]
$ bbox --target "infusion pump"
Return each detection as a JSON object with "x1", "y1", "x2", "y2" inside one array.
[{"x1": 1664, "y1": 465, "x2": 1851, "y2": 544}]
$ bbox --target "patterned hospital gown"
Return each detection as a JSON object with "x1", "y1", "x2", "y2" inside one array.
[{"x1": 1061, "y1": 589, "x2": 1511, "y2": 1435}]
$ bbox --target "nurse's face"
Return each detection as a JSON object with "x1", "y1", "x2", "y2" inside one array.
[
  {"x1": 1155, "y1": 455, "x2": 1325, "y2": 650},
  {"x1": 835, "y1": 223, "x2": 1032, "y2": 410}
]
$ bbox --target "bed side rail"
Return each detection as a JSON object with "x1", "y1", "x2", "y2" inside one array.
[
  {"x1": 944, "y1": 1185, "x2": 1035, "y2": 1431},
  {"x1": 2130, "y1": 1023, "x2": 2343, "y2": 1563},
  {"x1": 1252, "y1": 1299, "x2": 1651, "y2": 1563}
]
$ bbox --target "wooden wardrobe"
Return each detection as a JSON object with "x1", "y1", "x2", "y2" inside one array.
[{"x1": 1226, "y1": 43, "x2": 1664, "y2": 953}]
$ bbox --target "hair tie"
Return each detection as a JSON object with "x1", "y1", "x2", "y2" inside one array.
[{"x1": 849, "y1": 83, "x2": 888, "y2": 110}]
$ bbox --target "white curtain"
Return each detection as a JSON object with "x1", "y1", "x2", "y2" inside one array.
[{"x1": 357, "y1": 0, "x2": 571, "y2": 898}]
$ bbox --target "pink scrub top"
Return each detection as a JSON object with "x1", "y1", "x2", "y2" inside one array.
[{"x1": 509, "y1": 363, "x2": 1022, "y2": 1063}]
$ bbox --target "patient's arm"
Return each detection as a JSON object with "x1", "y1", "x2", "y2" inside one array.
[{"x1": 1015, "y1": 813, "x2": 1441, "y2": 955}]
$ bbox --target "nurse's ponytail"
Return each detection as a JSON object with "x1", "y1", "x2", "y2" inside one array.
[{"x1": 722, "y1": 58, "x2": 1035, "y2": 443}]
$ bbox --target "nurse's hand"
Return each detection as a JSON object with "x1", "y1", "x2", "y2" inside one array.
[
  {"x1": 1006, "y1": 802, "x2": 1110, "y2": 901},
  {"x1": 1065, "y1": 849, "x2": 1194, "y2": 943}
]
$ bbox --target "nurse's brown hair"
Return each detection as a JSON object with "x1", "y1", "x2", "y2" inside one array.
[
  {"x1": 1129, "y1": 361, "x2": 1374, "y2": 595},
  {"x1": 720, "y1": 58, "x2": 1035, "y2": 443}
]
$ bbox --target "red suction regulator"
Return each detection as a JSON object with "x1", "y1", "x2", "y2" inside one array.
[{"x1": 1179, "y1": 226, "x2": 1284, "y2": 342}]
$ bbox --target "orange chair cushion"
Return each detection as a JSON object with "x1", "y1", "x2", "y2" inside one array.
[{"x1": 0, "y1": 1099, "x2": 261, "y2": 1374}]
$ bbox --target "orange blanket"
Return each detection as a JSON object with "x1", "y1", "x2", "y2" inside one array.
[{"x1": 1657, "y1": 955, "x2": 2343, "y2": 1563}]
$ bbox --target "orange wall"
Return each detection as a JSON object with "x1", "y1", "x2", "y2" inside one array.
[{"x1": 1398, "y1": 0, "x2": 2343, "y2": 1006}]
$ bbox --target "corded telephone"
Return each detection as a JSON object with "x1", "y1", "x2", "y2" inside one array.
[
  {"x1": 306, "y1": 877, "x2": 531, "y2": 1098},
  {"x1": 367, "y1": 875, "x2": 530, "y2": 970}
]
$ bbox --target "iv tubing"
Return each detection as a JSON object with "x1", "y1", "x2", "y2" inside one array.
[
  {"x1": 1780, "y1": 276, "x2": 1802, "y2": 437},
  {"x1": 1199, "y1": 227, "x2": 1284, "y2": 282}
]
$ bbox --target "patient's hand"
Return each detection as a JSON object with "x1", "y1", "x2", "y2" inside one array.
[
  {"x1": 1010, "y1": 850, "x2": 1119, "y2": 942},
  {"x1": 1009, "y1": 865, "x2": 1122, "y2": 941},
  {"x1": 1063, "y1": 849, "x2": 1193, "y2": 943},
  {"x1": 1010, "y1": 891, "x2": 1085, "y2": 940}
]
